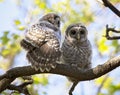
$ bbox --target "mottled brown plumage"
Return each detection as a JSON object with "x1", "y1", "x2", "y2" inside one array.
[{"x1": 20, "y1": 13, "x2": 61, "y2": 71}]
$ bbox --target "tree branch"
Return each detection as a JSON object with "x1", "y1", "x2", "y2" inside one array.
[
  {"x1": 104, "y1": 25, "x2": 120, "y2": 40},
  {"x1": 0, "y1": 78, "x2": 15, "y2": 93},
  {"x1": 102, "y1": 0, "x2": 120, "y2": 17},
  {"x1": 0, "y1": 56, "x2": 120, "y2": 93},
  {"x1": 7, "y1": 80, "x2": 33, "y2": 95}
]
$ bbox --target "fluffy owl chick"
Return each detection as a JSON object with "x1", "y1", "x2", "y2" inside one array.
[
  {"x1": 20, "y1": 13, "x2": 61, "y2": 72},
  {"x1": 61, "y1": 23, "x2": 92, "y2": 95}
]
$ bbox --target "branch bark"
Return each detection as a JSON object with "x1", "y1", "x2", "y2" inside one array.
[
  {"x1": 102, "y1": 0, "x2": 120, "y2": 17},
  {"x1": 0, "y1": 56, "x2": 120, "y2": 93},
  {"x1": 105, "y1": 25, "x2": 120, "y2": 40}
]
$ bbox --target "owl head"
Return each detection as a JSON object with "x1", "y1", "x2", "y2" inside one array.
[
  {"x1": 65, "y1": 23, "x2": 88, "y2": 44},
  {"x1": 40, "y1": 13, "x2": 60, "y2": 28}
]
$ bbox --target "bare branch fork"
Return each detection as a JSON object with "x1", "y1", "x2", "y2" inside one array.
[
  {"x1": 0, "y1": 56, "x2": 120, "y2": 93},
  {"x1": 7, "y1": 80, "x2": 33, "y2": 95},
  {"x1": 104, "y1": 25, "x2": 120, "y2": 40}
]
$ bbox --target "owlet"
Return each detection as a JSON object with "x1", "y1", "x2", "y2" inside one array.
[
  {"x1": 61, "y1": 23, "x2": 92, "y2": 94},
  {"x1": 20, "y1": 13, "x2": 61, "y2": 72}
]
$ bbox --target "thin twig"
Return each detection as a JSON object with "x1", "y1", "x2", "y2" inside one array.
[
  {"x1": 97, "y1": 75, "x2": 109, "y2": 95},
  {"x1": 22, "y1": 76, "x2": 32, "y2": 81},
  {"x1": 69, "y1": 81, "x2": 78, "y2": 95},
  {"x1": 102, "y1": 0, "x2": 120, "y2": 17}
]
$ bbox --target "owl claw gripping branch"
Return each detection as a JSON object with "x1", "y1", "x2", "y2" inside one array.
[{"x1": 20, "y1": 13, "x2": 61, "y2": 72}]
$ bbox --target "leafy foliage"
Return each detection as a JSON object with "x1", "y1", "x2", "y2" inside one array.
[
  {"x1": 96, "y1": 76, "x2": 120, "y2": 95},
  {"x1": 33, "y1": 75, "x2": 48, "y2": 86},
  {"x1": 97, "y1": 37, "x2": 109, "y2": 54}
]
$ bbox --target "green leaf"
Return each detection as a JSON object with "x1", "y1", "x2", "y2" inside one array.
[
  {"x1": 0, "y1": 31, "x2": 10, "y2": 45},
  {"x1": 4, "y1": 31, "x2": 9, "y2": 36},
  {"x1": 12, "y1": 34, "x2": 19, "y2": 40},
  {"x1": 0, "y1": 0, "x2": 4, "y2": 2},
  {"x1": 40, "y1": 2, "x2": 46, "y2": 8},
  {"x1": 97, "y1": 38, "x2": 109, "y2": 54},
  {"x1": 112, "y1": 0, "x2": 120, "y2": 3},
  {"x1": 14, "y1": 20, "x2": 21, "y2": 25},
  {"x1": 112, "y1": 40, "x2": 118, "y2": 47},
  {"x1": 95, "y1": 76, "x2": 113, "y2": 89},
  {"x1": 18, "y1": 25, "x2": 25, "y2": 31},
  {"x1": 33, "y1": 75, "x2": 48, "y2": 86},
  {"x1": 1, "y1": 49, "x2": 10, "y2": 56},
  {"x1": 35, "y1": 0, "x2": 40, "y2": 5}
]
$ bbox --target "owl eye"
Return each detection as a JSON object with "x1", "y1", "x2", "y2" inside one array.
[
  {"x1": 55, "y1": 17, "x2": 60, "y2": 27},
  {"x1": 70, "y1": 30, "x2": 76, "y2": 35},
  {"x1": 80, "y1": 30, "x2": 84, "y2": 34}
]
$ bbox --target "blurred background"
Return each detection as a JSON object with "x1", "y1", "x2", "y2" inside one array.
[{"x1": 0, "y1": 0, "x2": 120, "y2": 95}]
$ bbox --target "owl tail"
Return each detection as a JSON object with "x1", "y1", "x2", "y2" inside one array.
[
  {"x1": 31, "y1": 63, "x2": 56, "y2": 72},
  {"x1": 26, "y1": 51, "x2": 57, "y2": 72},
  {"x1": 39, "y1": 63, "x2": 56, "y2": 72}
]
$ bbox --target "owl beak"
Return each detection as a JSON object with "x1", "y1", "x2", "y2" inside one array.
[{"x1": 77, "y1": 34, "x2": 80, "y2": 40}]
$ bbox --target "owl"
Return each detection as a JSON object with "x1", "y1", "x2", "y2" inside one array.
[
  {"x1": 61, "y1": 23, "x2": 92, "y2": 94},
  {"x1": 20, "y1": 13, "x2": 61, "y2": 72}
]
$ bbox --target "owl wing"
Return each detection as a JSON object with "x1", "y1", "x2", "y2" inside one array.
[
  {"x1": 25, "y1": 21, "x2": 61, "y2": 47},
  {"x1": 20, "y1": 22, "x2": 48, "y2": 51},
  {"x1": 25, "y1": 24, "x2": 48, "y2": 48},
  {"x1": 25, "y1": 22, "x2": 61, "y2": 71},
  {"x1": 20, "y1": 39, "x2": 35, "y2": 51}
]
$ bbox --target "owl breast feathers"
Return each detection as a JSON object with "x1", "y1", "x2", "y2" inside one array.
[
  {"x1": 20, "y1": 13, "x2": 61, "y2": 71},
  {"x1": 61, "y1": 23, "x2": 92, "y2": 70}
]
